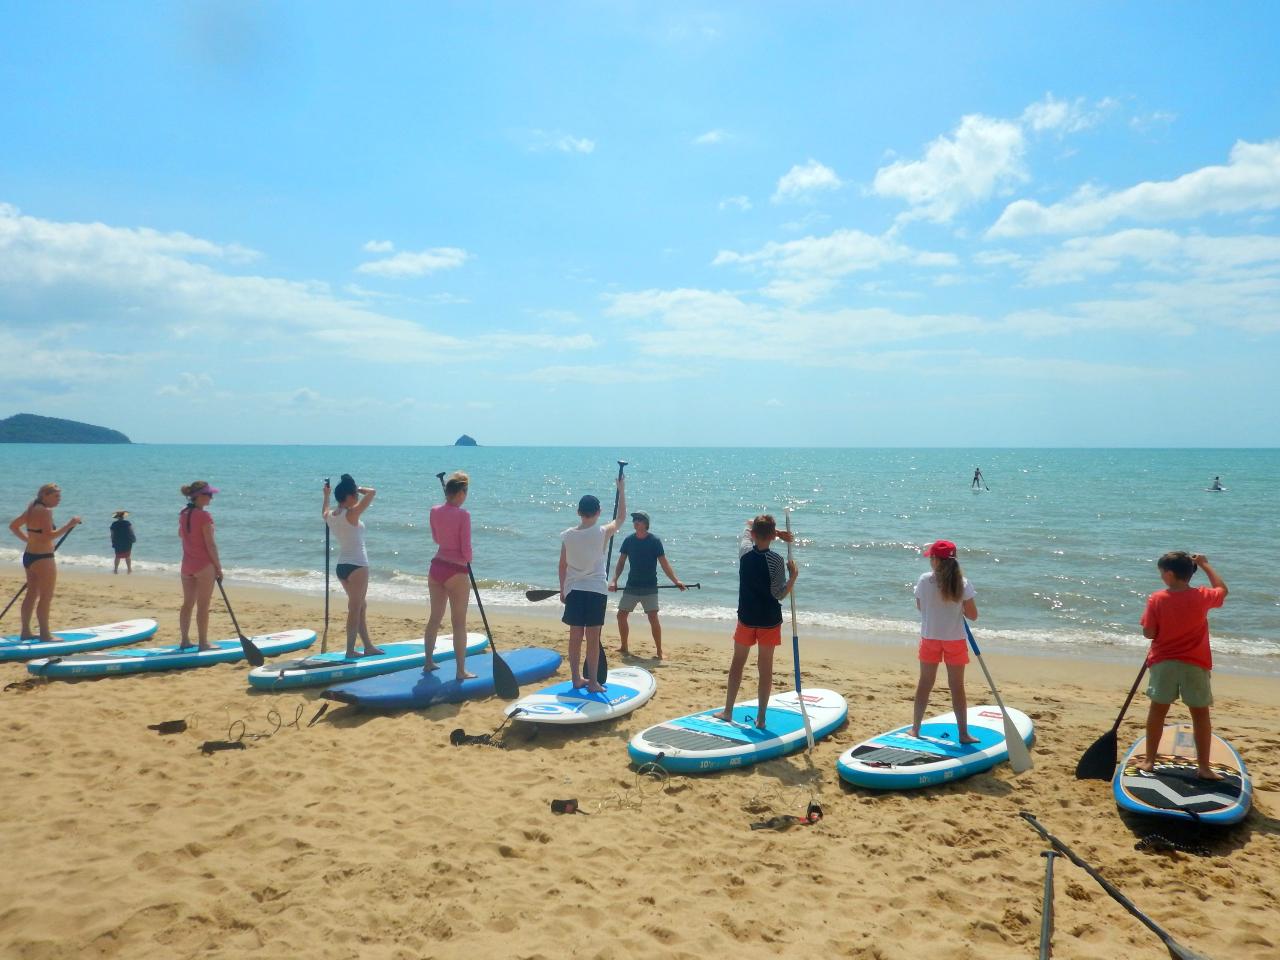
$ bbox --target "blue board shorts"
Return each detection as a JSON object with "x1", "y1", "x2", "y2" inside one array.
[{"x1": 562, "y1": 590, "x2": 607, "y2": 628}]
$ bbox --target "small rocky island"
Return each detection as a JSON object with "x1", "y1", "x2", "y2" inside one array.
[
  {"x1": 0, "y1": 413, "x2": 132, "y2": 444},
  {"x1": 454, "y1": 434, "x2": 478, "y2": 447}
]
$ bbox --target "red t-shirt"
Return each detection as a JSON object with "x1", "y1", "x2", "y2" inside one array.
[
  {"x1": 178, "y1": 508, "x2": 215, "y2": 576},
  {"x1": 1141, "y1": 586, "x2": 1226, "y2": 671}
]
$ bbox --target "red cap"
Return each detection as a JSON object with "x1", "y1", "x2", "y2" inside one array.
[{"x1": 923, "y1": 539, "x2": 957, "y2": 559}]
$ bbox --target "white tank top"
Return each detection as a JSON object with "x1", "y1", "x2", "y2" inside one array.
[{"x1": 326, "y1": 508, "x2": 368, "y2": 567}]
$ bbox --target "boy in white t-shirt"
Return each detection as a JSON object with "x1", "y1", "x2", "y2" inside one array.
[
  {"x1": 911, "y1": 539, "x2": 980, "y2": 743},
  {"x1": 558, "y1": 475, "x2": 625, "y2": 693}
]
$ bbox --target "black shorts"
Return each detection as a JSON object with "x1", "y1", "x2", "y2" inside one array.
[
  {"x1": 561, "y1": 590, "x2": 607, "y2": 628},
  {"x1": 336, "y1": 563, "x2": 364, "y2": 581}
]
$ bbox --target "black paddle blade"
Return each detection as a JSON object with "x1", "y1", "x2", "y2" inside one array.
[
  {"x1": 580, "y1": 645, "x2": 609, "y2": 686},
  {"x1": 491, "y1": 648, "x2": 520, "y2": 700},
  {"x1": 525, "y1": 589, "x2": 559, "y2": 603},
  {"x1": 1075, "y1": 731, "x2": 1118, "y2": 780},
  {"x1": 240, "y1": 635, "x2": 266, "y2": 668}
]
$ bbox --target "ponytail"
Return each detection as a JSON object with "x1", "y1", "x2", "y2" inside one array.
[{"x1": 934, "y1": 557, "x2": 965, "y2": 603}]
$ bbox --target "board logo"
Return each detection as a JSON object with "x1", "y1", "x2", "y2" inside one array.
[{"x1": 977, "y1": 710, "x2": 1004, "y2": 719}]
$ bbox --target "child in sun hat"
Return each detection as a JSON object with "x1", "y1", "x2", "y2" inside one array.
[
  {"x1": 910, "y1": 539, "x2": 980, "y2": 743},
  {"x1": 110, "y1": 510, "x2": 135, "y2": 574}
]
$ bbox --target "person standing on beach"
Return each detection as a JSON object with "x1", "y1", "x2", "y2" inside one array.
[
  {"x1": 910, "y1": 539, "x2": 980, "y2": 743},
  {"x1": 1139, "y1": 551, "x2": 1228, "y2": 780},
  {"x1": 559, "y1": 476, "x2": 626, "y2": 693},
  {"x1": 324, "y1": 475, "x2": 382, "y2": 659},
  {"x1": 110, "y1": 510, "x2": 135, "y2": 574},
  {"x1": 425, "y1": 471, "x2": 475, "y2": 678},
  {"x1": 7, "y1": 483, "x2": 81, "y2": 641},
  {"x1": 177, "y1": 481, "x2": 222, "y2": 651},
  {"x1": 715, "y1": 515, "x2": 797, "y2": 728},
  {"x1": 609, "y1": 511, "x2": 684, "y2": 659}
]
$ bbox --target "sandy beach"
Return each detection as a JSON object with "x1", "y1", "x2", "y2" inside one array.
[{"x1": 1, "y1": 568, "x2": 1276, "y2": 960}]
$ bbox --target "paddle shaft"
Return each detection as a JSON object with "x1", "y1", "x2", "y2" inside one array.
[
  {"x1": 603, "y1": 461, "x2": 627, "y2": 579},
  {"x1": 963, "y1": 620, "x2": 1033, "y2": 773},
  {"x1": 526, "y1": 582, "x2": 698, "y2": 602},
  {"x1": 1038, "y1": 850, "x2": 1057, "y2": 960},
  {"x1": 322, "y1": 477, "x2": 331, "y2": 654},
  {"x1": 0, "y1": 527, "x2": 76, "y2": 622},
  {"x1": 1110, "y1": 660, "x2": 1149, "y2": 734},
  {"x1": 784, "y1": 510, "x2": 814, "y2": 751},
  {"x1": 1019, "y1": 813, "x2": 1210, "y2": 960},
  {"x1": 436, "y1": 472, "x2": 519, "y2": 699}
]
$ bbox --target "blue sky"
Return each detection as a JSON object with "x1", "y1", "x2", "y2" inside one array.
[{"x1": 2, "y1": 2, "x2": 1278, "y2": 445}]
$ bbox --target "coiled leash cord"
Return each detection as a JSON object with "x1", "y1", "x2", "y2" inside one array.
[
  {"x1": 146, "y1": 700, "x2": 329, "y2": 754},
  {"x1": 551, "y1": 762, "x2": 672, "y2": 816}
]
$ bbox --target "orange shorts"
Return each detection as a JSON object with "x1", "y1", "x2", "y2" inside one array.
[
  {"x1": 734, "y1": 622, "x2": 782, "y2": 647},
  {"x1": 919, "y1": 637, "x2": 969, "y2": 666}
]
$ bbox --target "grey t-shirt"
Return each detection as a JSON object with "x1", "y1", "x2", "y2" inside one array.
[{"x1": 620, "y1": 533, "x2": 665, "y2": 591}]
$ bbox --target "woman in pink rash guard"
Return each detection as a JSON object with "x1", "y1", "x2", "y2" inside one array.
[{"x1": 423, "y1": 471, "x2": 475, "y2": 679}]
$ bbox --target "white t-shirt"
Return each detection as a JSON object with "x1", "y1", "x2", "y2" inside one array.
[
  {"x1": 561, "y1": 523, "x2": 610, "y2": 595},
  {"x1": 914, "y1": 571, "x2": 975, "y2": 641},
  {"x1": 326, "y1": 508, "x2": 369, "y2": 567}
]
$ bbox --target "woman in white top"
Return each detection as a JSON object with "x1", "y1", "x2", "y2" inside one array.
[
  {"x1": 323, "y1": 474, "x2": 382, "y2": 658},
  {"x1": 911, "y1": 539, "x2": 980, "y2": 743}
]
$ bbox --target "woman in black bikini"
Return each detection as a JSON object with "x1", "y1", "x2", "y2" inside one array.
[{"x1": 7, "y1": 483, "x2": 81, "y2": 641}]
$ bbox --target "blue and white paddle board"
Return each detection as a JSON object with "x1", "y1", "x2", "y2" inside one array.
[
  {"x1": 504, "y1": 665, "x2": 656, "y2": 725},
  {"x1": 836, "y1": 706, "x2": 1034, "y2": 790},
  {"x1": 1114, "y1": 723, "x2": 1252, "y2": 826},
  {"x1": 27, "y1": 630, "x2": 316, "y2": 678},
  {"x1": 0, "y1": 618, "x2": 158, "y2": 662},
  {"x1": 247, "y1": 632, "x2": 488, "y2": 690},
  {"x1": 627, "y1": 689, "x2": 847, "y2": 773},
  {"x1": 322, "y1": 647, "x2": 562, "y2": 710}
]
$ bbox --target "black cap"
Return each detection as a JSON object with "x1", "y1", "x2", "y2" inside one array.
[{"x1": 578, "y1": 494, "x2": 601, "y2": 515}]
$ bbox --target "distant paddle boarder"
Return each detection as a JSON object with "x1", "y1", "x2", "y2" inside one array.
[
  {"x1": 972, "y1": 467, "x2": 986, "y2": 490},
  {"x1": 1210, "y1": 476, "x2": 1224, "y2": 491}
]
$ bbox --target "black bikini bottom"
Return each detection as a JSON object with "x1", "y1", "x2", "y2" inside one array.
[{"x1": 22, "y1": 552, "x2": 54, "y2": 569}]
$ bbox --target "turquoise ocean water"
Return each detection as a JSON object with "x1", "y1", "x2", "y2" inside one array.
[{"x1": 1, "y1": 446, "x2": 1275, "y2": 668}]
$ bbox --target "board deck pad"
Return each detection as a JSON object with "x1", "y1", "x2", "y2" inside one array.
[
  {"x1": 504, "y1": 665, "x2": 656, "y2": 724},
  {"x1": 322, "y1": 647, "x2": 562, "y2": 710},
  {"x1": 247, "y1": 633, "x2": 487, "y2": 690},
  {"x1": 1114, "y1": 723, "x2": 1252, "y2": 825},
  {"x1": 26, "y1": 630, "x2": 316, "y2": 678},
  {"x1": 836, "y1": 707, "x2": 1033, "y2": 790},
  {"x1": 0, "y1": 619, "x2": 159, "y2": 661},
  {"x1": 628, "y1": 689, "x2": 848, "y2": 773}
]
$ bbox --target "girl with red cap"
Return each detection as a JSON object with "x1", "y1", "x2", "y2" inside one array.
[{"x1": 910, "y1": 539, "x2": 980, "y2": 743}]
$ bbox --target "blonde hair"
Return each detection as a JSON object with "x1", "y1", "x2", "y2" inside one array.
[
  {"x1": 933, "y1": 556, "x2": 965, "y2": 603},
  {"x1": 444, "y1": 471, "x2": 470, "y2": 498},
  {"x1": 35, "y1": 483, "x2": 60, "y2": 504}
]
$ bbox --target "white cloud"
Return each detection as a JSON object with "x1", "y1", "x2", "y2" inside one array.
[
  {"x1": 694, "y1": 129, "x2": 727, "y2": 145},
  {"x1": 713, "y1": 229, "x2": 956, "y2": 304},
  {"x1": 1130, "y1": 110, "x2": 1177, "y2": 134},
  {"x1": 356, "y1": 247, "x2": 470, "y2": 278},
  {"x1": 363, "y1": 239, "x2": 394, "y2": 253},
  {"x1": 872, "y1": 114, "x2": 1027, "y2": 222},
  {"x1": 989, "y1": 139, "x2": 1280, "y2": 237},
  {"x1": 1021, "y1": 93, "x2": 1109, "y2": 134},
  {"x1": 520, "y1": 363, "x2": 695, "y2": 385},
  {"x1": 719, "y1": 195, "x2": 752, "y2": 212},
  {"x1": 158, "y1": 372, "x2": 214, "y2": 397},
  {"x1": 1021, "y1": 229, "x2": 1280, "y2": 286},
  {"x1": 772, "y1": 160, "x2": 842, "y2": 203},
  {"x1": 526, "y1": 129, "x2": 596, "y2": 154},
  {"x1": 291, "y1": 387, "x2": 321, "y2": 404}
]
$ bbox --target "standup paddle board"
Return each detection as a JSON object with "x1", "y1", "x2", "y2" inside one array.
[
  {"x1": 627, "y1": 689, "x2": 847, "y2": 773},
  {"x1": 323, "y1": 647, "x2": 562, "y2": 710},
  {"x1": 0, "y1": 618, "x2": 158, "y2": 662},
  {"x1": 247, "y1": 633, "x2": 488, "y2": 690},
  {"x1": 836, "y1": 706, "x2": 1034, "y2": 790},
  {"x1": 1114, "y1": 723, "x2": 1252, "y2": 826},
  {"x1": 27, "y1": 630, "x2": 316, "y2": 679},
  {"x1": 504, "y1": 665, "x2": 656, "y2": 725}
]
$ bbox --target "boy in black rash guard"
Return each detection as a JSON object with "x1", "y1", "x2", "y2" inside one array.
[{"x1": 715, "y1": 514, "x2": 798, "y2": 729}]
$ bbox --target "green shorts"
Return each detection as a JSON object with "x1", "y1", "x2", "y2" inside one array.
[{"x1": 1146, "y1": 660, "x2": 1213, "y2": 708}]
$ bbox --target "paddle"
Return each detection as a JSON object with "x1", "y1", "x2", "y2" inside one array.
[
  {"x1": 215, "y1": 579, "x2": 266, "y2": 667},
  {"x1": 580, "y1": 460, "x2": 625, "y2": 686},
  {"x1": 435, "y1": 473, "x2": 519, "y2": 700},
  {"x1": 321, "y1": 477, "x2": 331, "y2": 654},
  {"x1": 1075, "y1": 660, "x2": 1148, "y2": 780},
  {"x1": 525, "y1": 583, "x2": 699, "y2": 602},
  {"x1": 962, "y1": 619, "x2": 1033, "y2": 773},
  {"x1": 0, "y1": 526, "x2": 76, "y2": 623},
  {"x1": 784, "y1": 509, "x2": 814, "y2": 752},
  {"x1": 1019, "y1": 812, "x2": 1211, "y2": 960}
]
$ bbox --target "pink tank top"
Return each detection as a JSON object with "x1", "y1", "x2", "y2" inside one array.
[
  {"x1": 178, "y1": 508, "x2": 215, "y2": 575},
  {"x1": 430, "y1": 502, "x2": 472, "y2": 566}
]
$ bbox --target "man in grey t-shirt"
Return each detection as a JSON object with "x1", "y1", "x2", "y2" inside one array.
[{"x1": 608, "y1": 512, "x2": 684, "y2": 659}]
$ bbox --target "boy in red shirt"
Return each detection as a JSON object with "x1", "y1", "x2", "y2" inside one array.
[{"x1": 1139, "y1": 551, "x2": 1228, "y2": 779}]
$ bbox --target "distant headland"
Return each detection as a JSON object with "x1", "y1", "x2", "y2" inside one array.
[
  {"x1": 0, "y1": 413, "x2": 132, "y2": 444},
  {"x1": 454, "y1": 434, "x2": 478, "y2": 446}
]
